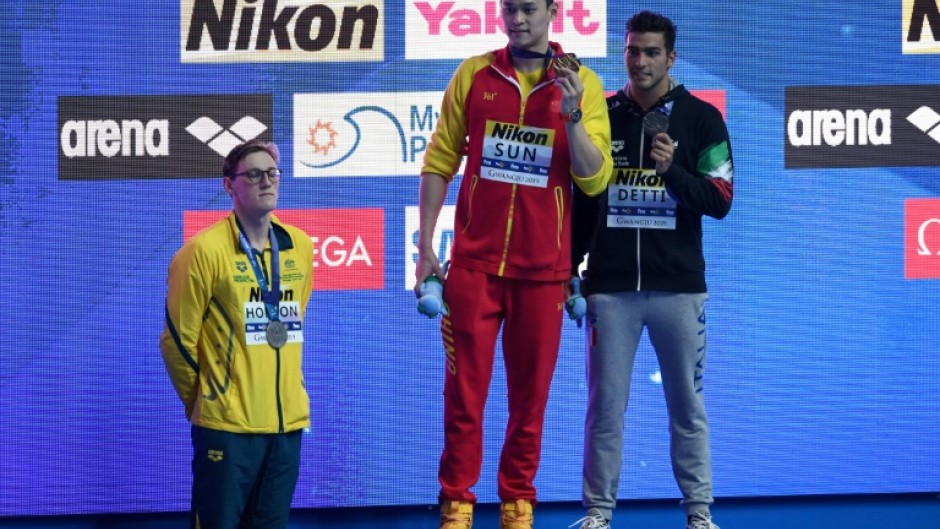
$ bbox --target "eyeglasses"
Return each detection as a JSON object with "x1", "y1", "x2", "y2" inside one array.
[{"x1": 231, "y1": 168, "x2": 281, "y2": 184}]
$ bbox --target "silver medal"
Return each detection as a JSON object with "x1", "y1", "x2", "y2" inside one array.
[
  {"x1": 643, "y1": 110, "x2": 670, "y2": 137},
  {"x1": 265, "y1": 320, "x2": 288, "y2": 349}
]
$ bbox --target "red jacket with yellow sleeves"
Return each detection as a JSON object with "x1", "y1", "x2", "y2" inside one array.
[{"x1": 422, "y1": 42, "x2": 612, "y2": 281}]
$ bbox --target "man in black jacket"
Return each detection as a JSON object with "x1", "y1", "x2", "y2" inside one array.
[{"x1": 571, "y1": 10, "x2": 733, "y2": 529}]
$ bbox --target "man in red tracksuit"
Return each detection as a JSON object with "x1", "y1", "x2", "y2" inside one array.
[{"x1": 414, "y1": 1, "x2": 612, "y2": 528}]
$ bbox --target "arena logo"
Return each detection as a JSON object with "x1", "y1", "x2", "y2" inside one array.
[
  {"x1": 187, "y1": 116, "x2": 269, "y2": 156},
  {"x1": 58, "y1": 94, "x2": 272, "y2": 180},
  {"x1": 784, "y1": 85, "x2": 940, "y2": 168},
  {"x1": 181, "y1": 0, "x2": 384, "y2": 62},
  {"x1": 905, "y1": 198, "x2": 940, "y2": 279},
  {"x1": 903, "y1": 0, "x2": 940, "y2": 54},
  {"x1": 404, "y1": 205, "x2": 455, "y2": 290},
  {"x1": 787, "y1": 108, "x2": 892, "y2": 147},
  {"x1": 184, "y1": 209, "x2": 385, "y2": 290},
  {"x1": 61, "y1": 119, "x2": 170, "y2": 158},
  {"x1": 907, "y1": 105, "x2": 940, "y2": 144},
  {"x1": 405, "y1": 0, "x2": 606, "y2": 60},
  {"x1": 293, "y1": 91, "x2": 466, "y2": 177}
]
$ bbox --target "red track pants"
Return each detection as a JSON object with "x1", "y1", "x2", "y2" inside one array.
[{"x1": 438, "y1": 265, "x2": 565, "y2": 504}]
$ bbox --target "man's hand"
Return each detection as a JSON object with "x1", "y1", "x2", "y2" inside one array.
[
  {"x1": 554, "y1": 66, "x2": 584, "y2": 114},
  {"x1": 650, "y1": 132, "x2": 675, "y2": 174},
  {"x1": 564, "y1": 276, "x2": 586, "y2": 326},
  {"x1": 414, "y1": 249, "x2": 444, "y2": 297}
]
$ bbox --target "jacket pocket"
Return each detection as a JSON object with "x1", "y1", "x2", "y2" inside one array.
[
  {"x1": 462, "y1": 174, "x2": 480, "y2": 233},
  {"x1": 554, "y1": 185, "x2": 564, "y2": 249}
]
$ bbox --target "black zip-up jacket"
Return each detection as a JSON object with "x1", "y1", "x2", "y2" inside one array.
[{"x1": 572, "y1": 83, "x2": 734, "y2": 294}]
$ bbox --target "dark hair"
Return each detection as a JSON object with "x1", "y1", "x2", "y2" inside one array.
[
  {"x1": 626, "y1": 11, "x2": 677, "y2": 52},
  {"x1": 222, "y1": 139, "x2": 280, "y2": 178}
]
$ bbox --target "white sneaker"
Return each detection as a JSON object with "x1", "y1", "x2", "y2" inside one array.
[
  {"x1": 569, "y1": 507, "x2": 610, "y2": 529},
  {"x1": 686, "y1": 511, "x2": 719, "y2": 529}
]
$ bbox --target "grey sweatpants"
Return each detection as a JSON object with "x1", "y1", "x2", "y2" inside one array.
[{"x1": 582, "y1": 291, "x2": 713, "y2": 520}]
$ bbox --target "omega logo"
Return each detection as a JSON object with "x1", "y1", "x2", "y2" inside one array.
[{"x1": 917, "y1": 218, "x2": 940, "y2": 255}]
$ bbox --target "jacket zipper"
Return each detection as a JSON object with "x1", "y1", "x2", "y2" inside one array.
[
  {"x1": 268, "y1": 250, "x2": 285, "y2": 433},
  {"x1": 636, "y1": 124, "x2": 645, "y2": 291},
  {"x1": 491, "y1": 67, "x2": 554, "y2": 277},
  {"x1": 276, "y1": 348, "x2": 284, "y2": 433}
]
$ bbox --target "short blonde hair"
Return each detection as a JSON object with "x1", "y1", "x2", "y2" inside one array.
[{"x1": 222, "y1": 139, "x2": 280, "y2": 178}]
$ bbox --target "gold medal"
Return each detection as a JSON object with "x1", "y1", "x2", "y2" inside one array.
[{"x1": 552, "y1": 53, "x2": 580, "y2": 73}]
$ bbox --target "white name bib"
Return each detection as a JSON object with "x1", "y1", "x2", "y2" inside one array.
[
  {"x1": 480, "y1": 120, "x2": 554, "y2": 188},
  {"x1": 606, "y1": 168, "x2": 677, "y2": 230},
  {"x1": 243, "y1": 301, "x2": 304, "y2": 347}
]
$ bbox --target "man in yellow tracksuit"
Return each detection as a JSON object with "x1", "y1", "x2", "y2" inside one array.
[{"x1": 160, "y1": 139, "x2": 314, "y2": 529}]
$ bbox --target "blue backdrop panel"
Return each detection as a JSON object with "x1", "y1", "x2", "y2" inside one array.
[{"x1": 1, "y1": 0, "x2": 939, "y2": 517}]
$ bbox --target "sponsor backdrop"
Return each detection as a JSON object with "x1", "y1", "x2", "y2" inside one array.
[{"x1": 1, "y1": 0, "x2": 939, "y2": 518}]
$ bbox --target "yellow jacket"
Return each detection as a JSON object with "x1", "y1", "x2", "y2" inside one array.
[{"x1": 160, "y1": 212, "x2": 313, "y2": 433}]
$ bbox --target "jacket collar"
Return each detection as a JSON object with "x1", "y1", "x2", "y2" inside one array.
[
  {"x1": 227, "y1": 211, "x2": 295, "y2": 252},
  {"x1": 612, "y1": 79, "x2": 688, "y2": 115}
]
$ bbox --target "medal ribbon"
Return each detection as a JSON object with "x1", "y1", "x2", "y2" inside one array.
[
  {"x1": 509, "y1": 46, "x2": 553, "y2": 59},
  {"x1": 237, "y1": 225, "x2": 281, "y2": 323},
  {"x1": 509, "y1": 46, "x2": 554, "y2": 70}
]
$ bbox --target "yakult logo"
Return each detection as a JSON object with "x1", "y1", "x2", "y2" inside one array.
[
  {"x1": 905, "y1": 198, "x2": 940, "y2": 279},
  {"x1": 183, "y1": 209, "x2": 385, "y2": 290},
  {"x1": 405, "y1": 0, "x2": 606, "y2": 60}
]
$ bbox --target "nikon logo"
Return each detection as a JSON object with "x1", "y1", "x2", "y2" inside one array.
[
  {"x1": 181, "y1": 0, "x2": 384, "y2": 62},
  {"x1": 903, "y1": 0, "x2": 940, "y2": 54},
  {"x1": 785, "y1": 85, "x2": 940, "y2": 168},
  {"x1": 491, "y1": 123, "x2": 549, "y2": 146}
]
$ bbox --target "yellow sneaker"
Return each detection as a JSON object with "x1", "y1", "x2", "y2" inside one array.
[
  {"x1": 440, "y1": 500, "x2": 473, "y2": 529},
  {"x1": 500, "y1": 499, "x2": 534, "y2": 529}
]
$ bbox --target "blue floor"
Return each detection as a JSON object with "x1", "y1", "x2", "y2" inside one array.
[{"x1": 1, "y1": 495, "x2": 938, "y2": 529}]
